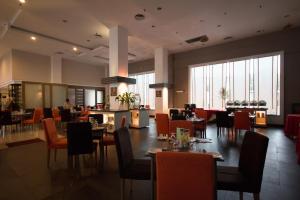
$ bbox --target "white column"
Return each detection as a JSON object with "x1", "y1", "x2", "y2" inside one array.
[
  {"x1": 155, "y1": 48, "x2": 169, "y2": 114},
  {"x1": 109, "y1": 26, "x2": 128, "y2": 109},
  {"x1": 50, "y1": 55, "x2": 62, "y2": 83}
]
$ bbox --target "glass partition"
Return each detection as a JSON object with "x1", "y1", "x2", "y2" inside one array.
[
  {"x1": 52, "y1": 85, "x2": 67, "y2": 107},
  {"x1": 24, "y1": 83, "x2": 43, "y2": 108}
]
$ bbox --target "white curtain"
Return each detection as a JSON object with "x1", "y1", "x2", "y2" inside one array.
[
  {"x1": 128, "y1": 72, "x2": 155, "y2": 109},
  {"x1": 190, "y1": 54, "x2": 281, "y2": 115}
]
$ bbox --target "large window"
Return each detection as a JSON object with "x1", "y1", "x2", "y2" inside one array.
[
  {"x1": 190, "y1": 53, "x2": 282, "y2": 115},
  {"x1": 128, "y1": 72, "x2": 155, "y2": 109}
]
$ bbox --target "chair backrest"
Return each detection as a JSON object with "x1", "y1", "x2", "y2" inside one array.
[
  {"x1": 240, "y1": 108, "x2": 255, "y2": 115},
  {"x1": 61, "y1": 109, "x2": 71, "y2": 122},
  {"x1": 67, "y1": 122, "x2": 93, "y2": 155},
  {"x1": 169, "y1": 109, "x2": 179, "y2": 119},
  {"x1": 155, "y1": 113, "x2": 170, "y2": 136},
  {"x1": 42, "y1": 118, "x2": 58, "y2": 147},
  {"x1": 1, "y1": 111, "x2": 12, "y2": 123},
  {"x1": 239, "y1": 131, "x2": 269, "y2": 193},
  {"x1": 156, "y1": 152, "x2": 216, "y2": 200},
  {"x1": 195, "y1": 108, "x2": 207, "y2": 121},
  {"x1": 234, "y1": 111, "x2": 250, "y2": 130},
  {"x1": 52, "y1": 108, "x2": 60, "y2": 118},
  {"x1": 216, "y1": 111, "x2": 233, "y2": 128},
  {"x1": 169, "y1": 120, "x2": 194, "y2": 136},
  {"x1": 43, "y1": 108, "x2": 53, "y2": 118},
  {"x1": 33, "y1": 108, "x2": 43, "y2": 123},
  {"x1": 113, "y1": 127, "x2": 134, "y2": 178},
  {"x1": 121, "y1": 116, "x2": 126, "y2": 128}
]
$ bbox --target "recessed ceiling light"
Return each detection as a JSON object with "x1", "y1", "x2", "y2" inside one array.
[
  {"x1": 73, "y1": 47, "x2": 78, "y2": 51},
  {"x1": 95, "y1": 33, "x2": 102, "y2": 38},
  {"x1": 200, "y1": 19, "x2": 205, "y2": 22},
  {"x1": 134, "y1": 14, "x2": 145, "y2": 20},
  {"x1": 224, "y1": 12, "x2": 227, "y2": 15},
  {"x1": 62, "y1": 19, "x2": 68, "y2": 23},
  {"x1": 176, "y1": 32, "x2": 179, "y2": 34},
  {"x1": 86, "y1": 39, "x2": 90, "y2": 42},
  {"x1": 258, "y1": 4, "x2": 263, "y2": 8},
  {"x1": 152, "y1": 25, "x2": 156, "y2": 28},
  {"x1": 217, "y1": 25, "x2": 222, "y2": 27},
  {"x1": 284, "y1": 14, "x2": 290, "y2": 18},
  {"x1": 30, "y1": 36, "x2": 36, "y2": 41},
  {"x1": 224, "y1": 36, "x2": 233, "y2": 40},
  {"x1": 157, "y1": 7, "x2": 162, "y2": 11},
  {"x1": 19, "y1": 0, "x2": 26, "y2": 4},
  {"x1": 256, "y1": 30, "x2": 264, "y2": 33}
]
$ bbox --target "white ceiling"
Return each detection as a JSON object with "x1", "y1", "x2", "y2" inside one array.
[{"x1": 0, "y1": 0, "x2": 300, "y2": 66}]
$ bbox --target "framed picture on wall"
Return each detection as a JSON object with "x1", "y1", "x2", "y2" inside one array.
[
  {"x1": 111, "y1": 87, "x2": 117, "y2": 96},
  {"x1": 156, "y1": 90, "x2": 162, "y2": 97}
]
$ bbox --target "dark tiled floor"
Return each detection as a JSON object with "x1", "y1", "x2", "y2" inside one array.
[{"x1": 0, "y1": 119, "x2": 299, "y2": 200}]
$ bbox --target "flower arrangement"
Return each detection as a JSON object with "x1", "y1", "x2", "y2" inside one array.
[{"x1": 115, "y1": 92, "x2": 136, "y2": 110}]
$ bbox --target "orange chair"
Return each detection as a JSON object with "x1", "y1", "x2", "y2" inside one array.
[
  {"x1": 169, "y1": 120, "x2": 194, "y2": 136},
  {"x1": 23, "y1": 108, "x2": 43, "y2": 130},
  {"x1": 43, "y1": 118, "x2": 67, "y2": 167},
  {"x1": 234, "y1": 111, "x2": 251, "y2": 136},
  {"x1": 156, "y1": 113, "x2": 170, "y2": 136},
  {"x1": 156, "y1": 152, "x2": 216, "y2": 200},
  {"x1": 79, "y1": 110, "x2": 89, "y2": 121},
  {"x1": 52, "y1": 108, "x2": 61, "y2": 123},
  {"x1": 194, "y1": 108, "x2": 208, "y2": 138}
]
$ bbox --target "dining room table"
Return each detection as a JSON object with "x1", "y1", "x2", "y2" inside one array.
[{"x1": 147, "y1": 136, "x2": 224, "y2": 200}]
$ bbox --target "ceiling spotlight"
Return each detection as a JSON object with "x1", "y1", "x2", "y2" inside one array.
[
  {"x1": 134, "y1": 13, "x2": 145, "y2": 20},
  {"x1": 217, "y1": 25, "x2": 222, "y2": 27},
  {"x1": 19, "y1": 0, "x2": 26, "y2": 4},
  {"x1": 157, "y1": 7, "x2": 162, "y2": 11},
  {"x1": 73, "y1": 47, "x2": 78, "y2": 51},
  {"x1": 30, "y1": 36, "x2": 36, "y2": 41}
]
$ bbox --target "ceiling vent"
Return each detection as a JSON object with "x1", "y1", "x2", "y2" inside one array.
[{"x1": 185, "y1": 35, "x2": 208, "y2": 44}]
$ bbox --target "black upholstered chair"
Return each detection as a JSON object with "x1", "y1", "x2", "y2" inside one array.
[
  {"x1": 216, "y1": 111, "x2": 233, "y2": 137},
  {"x1": 61, "y1": 109, "x2": 72, "y2": 123},
  {"x1": 114, "y1": 127, "x2": 151, "y2": 200},
  {"x1": 43, "y1": 108, "x2": 53, "y2": 119},
  {"x1": 0, "y1": 111, "x2": 21, "y2": 132},
  {"x1": 217, "y1": 131, "x2": 269, "y2": 200},
  {"x1": 88, "y1": 114, "x2": 103, "y2": 124},
  {"x1": 67, "y1": 122, "x2": 97, "y2": 167},
  {"x1": 169, "y1": 109, "x2": 179, "y2": 120}
]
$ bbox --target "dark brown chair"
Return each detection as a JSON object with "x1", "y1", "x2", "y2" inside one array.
[
  {"x1": 216, "y1": 111, "x2": 233, "y2": 137},
  {"x1": 114, "y1": 127, "x2": 151, "y2": 200},
  {"x1": 217, "y1": 131, "x2": 269, "y2": 200}
]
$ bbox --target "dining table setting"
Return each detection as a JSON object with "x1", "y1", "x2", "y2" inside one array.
[{"x1": 147, "y1": 127, "x2": 224, "y2": 200}]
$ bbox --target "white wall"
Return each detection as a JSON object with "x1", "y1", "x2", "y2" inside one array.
[
  {"x1": 0, "y1": 50, "x2": 12, "y2": 87},
  {"x1": 12, "y1": 49, "x2": 51, "y2": 82},
  {"x1": 62, "y1": 59, "x2": 106, "y2": 87}
]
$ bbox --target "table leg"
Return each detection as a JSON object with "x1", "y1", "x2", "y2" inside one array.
[
  {"x1": 99, "y1": 135, "x2": 104, "y2": 171},
  {"x1": 151, "y1": 156, "x2": 155, "y2": 200}
]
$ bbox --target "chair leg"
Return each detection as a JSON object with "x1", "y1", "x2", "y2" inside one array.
[
  {"x1": 129, "y1": 179, "x2": 133, "y2": 194},
  {"x1": 105, "y1": 146, "x2": 108, "y2": 159},
  {"x1": 121, "y1": 179, "x2": 125, "y2": 200},
  {"x1": 47, "y1": 149, "x2": 51, "y2": 168},
  {"x1": 95, "y1": 150, "x2": 97, "y2": 167},
  {"x1": 253, "y1": 193, "x2": 260, "y2": 200},
  {"x1": 239, "y1": 192, "x2": 243, "y2": 200},
  {"x1": 54, "y1": 149, "x2": 57, "y2": 161}
]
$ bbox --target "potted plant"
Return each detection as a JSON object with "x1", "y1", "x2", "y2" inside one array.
[{"x1": 115, "y1": 92, "x2": 136, "y2": 110}]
